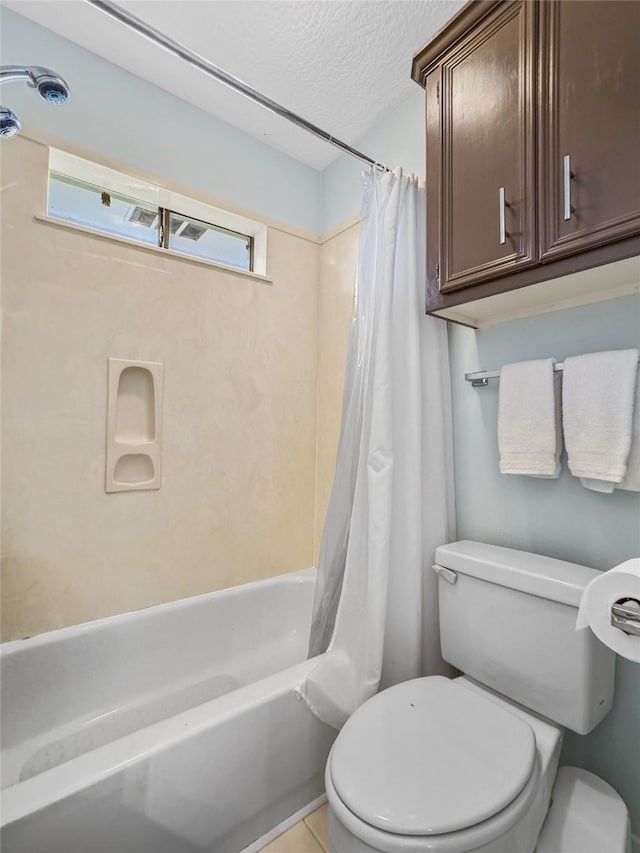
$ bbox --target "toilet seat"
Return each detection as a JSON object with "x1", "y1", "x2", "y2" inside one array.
[{"x1": 327, "y1": 676, "x2": 543, "y2": 853}]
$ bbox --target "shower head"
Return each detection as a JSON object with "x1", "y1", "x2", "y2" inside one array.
[
  {"x1": 0, "y1": 106, "x2": 21, "y2": 139},
  {"x1": 26, "y1": 67, "x2": 71, "y2": 104},
  {"x1": 0, "y1": 65, "x2": 70, "y2": 138},
  {"x1": 31, "y1": 70, "x2": 70, "y2": 104}
]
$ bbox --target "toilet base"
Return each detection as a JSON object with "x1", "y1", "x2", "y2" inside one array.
[{"x1": 535, "y1": 767, "x2": 630, "y2": 853}]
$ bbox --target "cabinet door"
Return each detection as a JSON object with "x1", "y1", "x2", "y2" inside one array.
[
  {"x1": 439, "y1": 0, "x2": 536, "y2": 293},
  {"x1": 540, "y1": 0, "x2": 640, "y2": 261}
]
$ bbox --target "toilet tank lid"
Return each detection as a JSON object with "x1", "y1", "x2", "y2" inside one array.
[{"x1": 434, "y1": 541, "x2": 602, "y2": 607}]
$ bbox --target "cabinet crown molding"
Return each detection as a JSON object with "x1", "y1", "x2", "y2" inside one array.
[{"x1": 411, "y1": 0, "x2": 503, "y2": 85}]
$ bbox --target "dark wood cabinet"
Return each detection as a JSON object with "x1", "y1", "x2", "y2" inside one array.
[
  {"x1": 440, "y1": 0, "x2": 536, "y2": 292},
  {"x1": 413, "y1": 0, "x2": 640, "y2": 325},
  {"x1": 539, "y1": 0, "x2": 640, "y2": 261}
]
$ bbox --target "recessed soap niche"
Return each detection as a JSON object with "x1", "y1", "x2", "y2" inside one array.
[{"x1": 106, "y1": 358, "x2": 163, "y2": 493}]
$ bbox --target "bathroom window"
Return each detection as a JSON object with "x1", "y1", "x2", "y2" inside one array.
[
  {"x1": 48, "y1": 174, "x2": 161, "y2": 248},
  {"x1": 46, "y1": 149, "x2": 265, "y2": 275},
  {"x1": 166, "y1": 211, "x2": 252, "y2": 270}
]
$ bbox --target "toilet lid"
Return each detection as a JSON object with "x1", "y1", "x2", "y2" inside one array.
[{"x1": 329, "y1": 676, "x2": 536, "y2": 837}]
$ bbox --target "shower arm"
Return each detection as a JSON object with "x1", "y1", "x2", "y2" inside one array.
[{"x1": 0, "y1": 66, "x2": 38, "y2": 85}]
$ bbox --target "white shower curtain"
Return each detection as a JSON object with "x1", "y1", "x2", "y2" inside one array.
[{"x1": 299, "y1": 167, "x2": 455, "y2": 730}]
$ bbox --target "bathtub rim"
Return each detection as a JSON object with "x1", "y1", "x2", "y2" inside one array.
[{"x1": 1, "y1": 566, "x2": 316, "y2": 654}]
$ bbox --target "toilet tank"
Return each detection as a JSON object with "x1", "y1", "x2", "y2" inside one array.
[{"x1": 434, "y1": 541, "x2": 615, "y2": 734}]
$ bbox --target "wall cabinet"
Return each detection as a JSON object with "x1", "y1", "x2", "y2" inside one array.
[
  {"x1": 438, "y1": 0, "x2": 537, "y2": 291},
  {"x1": 539, "y1": 1, "x2": 640, "y2": 261},
  {"x1": 412, "y1": 0, "x2": 640, "y2": 325}
]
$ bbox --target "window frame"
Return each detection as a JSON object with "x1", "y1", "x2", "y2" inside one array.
[
  {"x1": 47, "y1": 149, "x2": 266, "y2": 276},
  {"x1": 158, "y1": 207, "x2": 254, "y2": 271}
]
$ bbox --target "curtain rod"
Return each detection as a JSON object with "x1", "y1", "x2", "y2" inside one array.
[{"x1": 85, "y1": 0, "x2": 389, "y2": 172}]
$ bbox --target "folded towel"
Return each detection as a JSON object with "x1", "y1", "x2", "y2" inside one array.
[
  {"x1": 498, "y1": 358, "x2": 562, "y2": 477},
  {"x1": 616, "y1": 373, "x2": 640, "y2": 492},
  {"x1": 563, "y1": 349, "x2": 639, "y2": 490}
]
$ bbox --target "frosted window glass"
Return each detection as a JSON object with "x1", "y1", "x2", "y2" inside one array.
[
  {"x1": 47, "y1": 174, "x2": 253, "y2": 272},
  {"x1": 48, "y1": 175, "x2": 159, "y2": 247},
  {"x1": 168, "y1": 212, "x2": 251, "y2": 270}
]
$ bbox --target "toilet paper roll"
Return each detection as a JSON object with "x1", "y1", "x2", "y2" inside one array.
[{"x1": 576, "y1": 559, "x2": 640, "y2": 663}]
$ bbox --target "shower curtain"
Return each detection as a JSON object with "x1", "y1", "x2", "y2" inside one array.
[{"x1": 299, "y1": 167, "x2": 455, "y2": 730}]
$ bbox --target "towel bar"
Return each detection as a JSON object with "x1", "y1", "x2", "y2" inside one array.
[
  {"x1": 464, "y1": 364, "x2": 565, "y2": 388},
  {"x1": 466, "y1": 353, "x2": 639, "y2": 388}
]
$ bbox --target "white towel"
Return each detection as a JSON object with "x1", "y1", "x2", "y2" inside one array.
[
  {"x1": 616, "y1": 373, "x2": 640, "y2": 492},
  {"x1": 498, "y1": 358, "x2": 562, "y2": 477},
  {"x1": 563, "y1": 349, "x2": 639, "y2": 491}
]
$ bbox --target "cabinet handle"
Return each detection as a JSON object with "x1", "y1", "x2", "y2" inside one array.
[
  {"x1": 499, "y1": 187, "x2": 508, "y2": 245},
  {"x1": 563, "y1": 154, "x2": 573, "y2": 221}
]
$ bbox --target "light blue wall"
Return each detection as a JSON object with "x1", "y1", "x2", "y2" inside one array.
[
  {"x1": 449, "y1": 295, "x2": 640, "y2": 832},
  {"x1": 0, "y1": 8, "x2": 322, "y2": 233},
  {"x1": 449, "y1": 297, "x2": 640, "y2": 570},
  {"x1": 321, "y1": 91, "x2": 425, "y2": 232}
]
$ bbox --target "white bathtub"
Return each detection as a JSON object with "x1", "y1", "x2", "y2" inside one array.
[{"x1": 0, "y1": 567, "x2": 335, "y2": 852}]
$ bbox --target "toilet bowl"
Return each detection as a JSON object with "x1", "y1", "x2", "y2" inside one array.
[
  {"x1": 325, "y1": 542, "x2": 631, "y2": 853},
  {"x1": 326, "y1": 677, "x2": 560, "y2": 853},
  {"x1": 326, "y1": 676, "x2": 630, "y2": 853}
]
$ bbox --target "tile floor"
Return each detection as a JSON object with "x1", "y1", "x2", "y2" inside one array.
[{"x1": 261, "y1": 804, "x2": 330, "y2": 852}]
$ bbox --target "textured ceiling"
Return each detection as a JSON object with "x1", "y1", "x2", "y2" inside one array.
[{"x1": 5, "y1": 0, "x2": 465, "y2": 170}]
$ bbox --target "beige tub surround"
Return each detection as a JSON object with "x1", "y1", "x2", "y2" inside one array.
[{"x1": 1, "y1": 136, "x2": 320, "y2": 641}]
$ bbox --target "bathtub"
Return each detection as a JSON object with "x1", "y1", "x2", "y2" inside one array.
[{"x1": 0, "y1": 567, "x2": 335, "y2": 852}]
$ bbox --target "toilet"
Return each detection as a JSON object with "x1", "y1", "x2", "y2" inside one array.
[{"x1": 325, "y1": 541, "x2": 632, "y2": 853}]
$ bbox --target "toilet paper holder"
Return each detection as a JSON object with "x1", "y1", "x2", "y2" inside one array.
[{"x1": 611, "y1": 598, "x2": 640, "y2": 637}]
